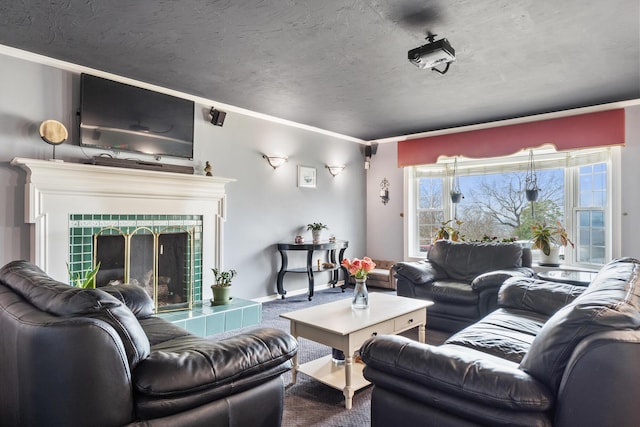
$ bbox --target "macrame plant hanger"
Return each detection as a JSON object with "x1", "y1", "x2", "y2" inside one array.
[
  {"x1": 525, "y1": 150, "x2": 540, "y2": 218},
  {"x1": 450, "y1": 157, "x2": 463, "y2": 219}
]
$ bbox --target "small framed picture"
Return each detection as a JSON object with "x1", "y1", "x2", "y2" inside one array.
[{"x1": 298, "y1": 165, "x2": 317, "y2": 188}]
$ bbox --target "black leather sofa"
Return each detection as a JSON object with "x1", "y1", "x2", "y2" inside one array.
[
  {"x1": 0, "y1": 260, "x2": 298, "y2": 427},
  {"x1": 361, "y1": 257, "x2": 640, "y2": 427},
  {"x1": 394, "y1": 240, "x2": 534, "y2": 332}
]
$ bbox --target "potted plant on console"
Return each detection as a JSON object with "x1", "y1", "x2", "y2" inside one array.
[
  {"x1": 211, "y1": 267, "x2": 237, "y2": 305},
  {"x1": 531, "y1": 220, "x2": 574, "y2": 266},
  {"x1": 307, "y1": 222, "x2": 328, "y2": 243}
]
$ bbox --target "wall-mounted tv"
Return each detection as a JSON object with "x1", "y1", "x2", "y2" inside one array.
[{"x1": 80, "y1": 74, "x2": 195, "y2": 160}]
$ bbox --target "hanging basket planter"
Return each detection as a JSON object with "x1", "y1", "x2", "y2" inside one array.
[
  {"x1": 525, "y1": 188, "x2": 539, "y2": 202},
  {"x1": 450, "y1": 191, "x2": 463, "y2": 204}
]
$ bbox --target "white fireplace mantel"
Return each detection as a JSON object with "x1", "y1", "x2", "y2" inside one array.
[{"x1": 11, "y1": 157, "x2": 235, "y2": 301}]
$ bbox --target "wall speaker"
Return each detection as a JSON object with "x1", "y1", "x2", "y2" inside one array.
[
  {"x1": 364, "y1": 143, "x2": 378, "y2": 158},
  {"x1": 210, "y1": 107, "x2": 226, "y2": 127}
]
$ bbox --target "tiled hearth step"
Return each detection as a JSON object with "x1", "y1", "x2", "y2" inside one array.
[{"x1": 157, "y1": 298, "x2": 261, "y2": 337}]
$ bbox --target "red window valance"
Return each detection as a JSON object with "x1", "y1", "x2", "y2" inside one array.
[{"x1": 397, "y1": 109, "x2": 625, "y2": 167}]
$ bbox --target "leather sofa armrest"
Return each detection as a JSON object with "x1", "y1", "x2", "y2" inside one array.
[
  {"x1": 134, "y1": 327, "x2": 297, "y2": 396},
  {"x1": 393, "y1": 260, "x2": 447, "y2": 285},
  {"x1": 498, "y1": 277, "x2": 586, "y2": 316},
  {"x1": 99, "y1": 284, "x2": 154, "y2": 318},
  {"x1": 360, "y1": 335, "x2": 553, "y2": 411},
  {"x1": 471, "y1": 267, "x2": 535, "y2": 292}
]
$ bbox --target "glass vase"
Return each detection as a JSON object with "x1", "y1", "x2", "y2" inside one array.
[{"x1": 351, "y1": 278, "x2": 369, "y2": 309}]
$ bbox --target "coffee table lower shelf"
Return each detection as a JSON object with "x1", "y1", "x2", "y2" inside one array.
[{"x1": 297, "y1": 355, "x2": 370, "y2": 391}]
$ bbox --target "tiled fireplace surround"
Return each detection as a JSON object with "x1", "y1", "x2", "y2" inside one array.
[{"x1": 11, "y1": 158, "x2": 260, "y2": 336}]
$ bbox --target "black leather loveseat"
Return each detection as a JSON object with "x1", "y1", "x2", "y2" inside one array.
[
  {"x1": 394, "y1": 240, "x2": 534, "y2": 332},
  {"x1": 0, "y1": 260, "x2": 298, "y2": 427},
  {"x1": 361, "y1": 257, "x2": 640, "y2": 427}
]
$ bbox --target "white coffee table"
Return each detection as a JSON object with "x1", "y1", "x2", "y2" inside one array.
[{"x1": 280, "y1": 293, "x2": 433, "y2": 409}]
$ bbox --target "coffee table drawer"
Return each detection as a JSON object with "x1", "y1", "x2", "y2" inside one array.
[
  {"x1": 351, "y1": 320, "x2": 394, "y2": 344},
  {"x1": 394, "y1": 310, "x2": 426, "y2": 332}
]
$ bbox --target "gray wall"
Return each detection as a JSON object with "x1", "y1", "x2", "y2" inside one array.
[
  {"x1": 620, "y1": 106, "x2": 640, "y2": 257},
  {"x1": 0, "y1": 53, "x2": 366, "y2": 300},
  {"x1": 365, "y1": 142, "x2": 403, "y2": 261}
]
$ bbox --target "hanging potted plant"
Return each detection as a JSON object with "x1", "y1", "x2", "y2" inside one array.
[
  {"x1": 307, "y1": 222, "x2": 328, "y2": 243},
  {"x1": 525, "y1": 150, "x2": 541, "y2": 217},
  {"x1": 531, "y1": 221, "x2": 574, "y2": 266},
  {"x1": 211, "y1": 267, "x2": 237, "y2": 305},
  {"x1": 450, "y1": 157, "x2": 463, "y2": 204}
]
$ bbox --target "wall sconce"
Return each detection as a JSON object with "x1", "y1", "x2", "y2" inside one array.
[
  {"x1": 325, "y1": 165, "x2": 345, "y2": 177},
  {"x1": 262, "y1": 154, "x2": 288, "y2": 169},
  {"x1": 380, "y1": 178, "x2": 390, "y2": 205}
]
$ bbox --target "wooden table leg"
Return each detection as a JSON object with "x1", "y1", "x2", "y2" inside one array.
[
  {"x1": 418, "y1": 323, "x2": 426, "y2": 344},
  {"x1": 290, "y1": 323, "x2": 298, "y2": 384},
  {"x1": 343, "y1": 354, "x2": 354, "y2": 409}
]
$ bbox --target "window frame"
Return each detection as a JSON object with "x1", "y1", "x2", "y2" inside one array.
[{"x1": 403, "y1": 147, "x2": 621, "y2": 268}]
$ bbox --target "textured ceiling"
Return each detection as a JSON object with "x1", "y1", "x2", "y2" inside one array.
[{"x1": 0, "y1": 0, "x2": 639, "y2": 141}]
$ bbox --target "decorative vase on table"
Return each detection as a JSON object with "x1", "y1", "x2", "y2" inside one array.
[
  {"x1": 312, "y1": 229, "x2": 322, "y2": 243},
  {"x1": 351, "y1": 278, "x2": 369, "y2": 309},
  {"x1": 342, "y1": 257, "x2": 375, "y2": 310}
]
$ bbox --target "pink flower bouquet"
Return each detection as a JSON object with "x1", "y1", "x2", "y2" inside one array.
[{"x1": 341, "y1": 257, "x2": 376, "y2": 280}]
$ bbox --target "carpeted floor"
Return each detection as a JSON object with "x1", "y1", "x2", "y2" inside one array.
[{"x1": 210, "y1": 286, "x2": 450, "y2": 427}]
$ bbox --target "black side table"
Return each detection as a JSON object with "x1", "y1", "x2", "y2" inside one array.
[
  {"x1": 537, "y1": 269, "x2": 597, "y2": 287},
  {"x1": 276, "y1": 240, "x2": 349, "y2": 300}
]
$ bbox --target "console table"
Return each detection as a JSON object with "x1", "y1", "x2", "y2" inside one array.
[{"x1": 276, "y1": 240, "x2": 349, "y2": 300}]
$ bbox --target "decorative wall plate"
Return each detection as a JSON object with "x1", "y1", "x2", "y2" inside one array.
[{"x1": 39, "y1": 120, "x2": 68, "y2": 145}]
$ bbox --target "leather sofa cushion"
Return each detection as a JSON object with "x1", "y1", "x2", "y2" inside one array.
[
  {"x1": 428, "y1": 240, "x2": 523, "y2": 282},
  {"x1": 134, "y1": 327, "x2": 298, "y2": 396},
  {"x1": 446, "y1": 308, "x2": 547, "y2": 363},
  {"x1": 0, "y1": 260, "x2": 150, "y2": 368},
  {"x1": 499, "y1": 277, "x2": 586, "y2": 316},
  {"x1": 520, "y1": 257, "x2": 640, "y2": 392},
  {"x1": 419, "y1": 280, "x2": 478, "y2": 304},
  {"x1": 360, "y1": 335, "x2": 553, "y2": 411},
  {"x1": 99, "y1": 284, "x2": 155, "y2": 318}
]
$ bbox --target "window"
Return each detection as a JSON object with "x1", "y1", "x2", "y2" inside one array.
[
  {"x1": 576, "y1": 164, "x2": 607, "y2": 264},
  {"x1": 406, "y1": 148, "x2": 614, "y2": 267},
  {"x1": 417, "y1": 177, "x2": 444, "y2": 252}
]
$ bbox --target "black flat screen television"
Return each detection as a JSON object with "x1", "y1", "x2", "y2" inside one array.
[{"x1": 80, "y1": 74, "x2": 195, "y2": 160}]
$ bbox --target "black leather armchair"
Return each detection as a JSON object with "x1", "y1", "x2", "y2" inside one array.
[
  {"x1": 361, "y1": 257, "x2": 640, "y2": 427},
  {"x1": 0, "y1": 260, "x2": 298, "y2": 427},
  {"x1": 394, "y1": 240, "x2": 534, "y2": 332}
]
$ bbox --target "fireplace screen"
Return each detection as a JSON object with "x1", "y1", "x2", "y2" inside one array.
[{"x1": 94, "y1": 226, "x2": 194, "y2": 313}]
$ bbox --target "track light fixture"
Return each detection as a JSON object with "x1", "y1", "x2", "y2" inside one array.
[{"x1": 408, "y1": 33, "x2": 455, "y2": 74}]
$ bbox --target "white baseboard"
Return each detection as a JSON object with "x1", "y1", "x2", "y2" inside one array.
[{"x1": 253, "y1": 281, "x2": 346, "y2": 303}]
